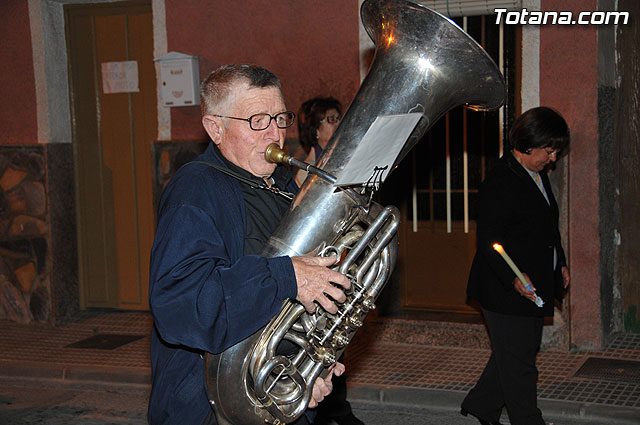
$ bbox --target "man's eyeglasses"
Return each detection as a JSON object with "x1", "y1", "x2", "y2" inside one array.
[
  {"x1": 213, "y1": 111, "x2": 296, "y2": 131},
  {"x1": 320, "y1": 115, "x2": 341, "y2": 125}
]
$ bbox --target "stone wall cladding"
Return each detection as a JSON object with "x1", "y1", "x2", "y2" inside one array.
[{"x1": 0, "y1": 146, "x2": 50, "y2": 323}]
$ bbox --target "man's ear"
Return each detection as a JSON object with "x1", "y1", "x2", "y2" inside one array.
[{"x1": 202, "y1": 115, "x2": 223, "y2": 145}]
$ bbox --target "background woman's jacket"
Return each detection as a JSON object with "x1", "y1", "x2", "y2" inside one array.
[{"x1": 466, "y1": 150, "x2": 567, "y2": 317}]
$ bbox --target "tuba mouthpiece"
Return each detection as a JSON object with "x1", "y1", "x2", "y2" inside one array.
[{"x1": 264, "y1": 143, "x2": 288, "y2": 164}]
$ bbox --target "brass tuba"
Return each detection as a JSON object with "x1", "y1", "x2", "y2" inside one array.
[{"x1": 204, "y1": 0, "x2": 505, "y2": 424}]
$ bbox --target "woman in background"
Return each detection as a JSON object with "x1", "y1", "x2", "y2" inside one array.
[
  {"x1": 295, "y1": 96, "x2": 343, "y2": 187},
  {"x1": 461, "y1": 107, "x2": 570, "y2": 425}
]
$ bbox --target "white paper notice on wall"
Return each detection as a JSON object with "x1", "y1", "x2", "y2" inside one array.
[{"x1": 101, "y1": 61, "x2": 139, "y2": 94}]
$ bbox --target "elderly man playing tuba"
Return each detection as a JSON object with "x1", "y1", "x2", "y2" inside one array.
[{"x1": 148, "y1": 64, "x2": 350, "y2": 425}]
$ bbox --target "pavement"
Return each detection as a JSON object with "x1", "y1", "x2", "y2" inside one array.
[{"x1": 1, "y1": 311, "x2": 639, "y2": 424}]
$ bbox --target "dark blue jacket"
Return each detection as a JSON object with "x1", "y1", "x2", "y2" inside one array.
[{"x1": 148, "y1": 142, "x2": 299, "y2": 424}]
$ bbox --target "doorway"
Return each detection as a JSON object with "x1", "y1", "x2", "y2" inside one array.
[
  {"x1": 378, "y1": 15, "x2": 516, "y2": 319},
  {"x1": 387, "y1": 108, "x2": 501, "y2": 316},
  {"x1": 66, "y1": 1, "x2": 156, "y2": 310}
]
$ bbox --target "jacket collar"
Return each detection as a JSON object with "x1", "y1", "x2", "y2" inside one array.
[
  {"x1": 504, "y1": 150, "x2": 554, "y2": 209},
  {"x1": 208, "y1": 142, "x2": 294, "y2": 191}
]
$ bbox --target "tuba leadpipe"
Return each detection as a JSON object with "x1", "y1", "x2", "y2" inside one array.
[
  {"x1": 265, "y1": 143, "x2": 337, "y2": 183},
  {"x1": 205, "y1": 1, "x2": 505, "y2": 424}
]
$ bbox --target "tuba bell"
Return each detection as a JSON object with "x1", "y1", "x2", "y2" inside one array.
[{"x1": 204, "y1": 0, "x2": 505, "y2": 424}]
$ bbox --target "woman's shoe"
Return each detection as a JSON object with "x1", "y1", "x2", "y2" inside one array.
[{"x1": 460, "y1": 408, "x2": 504, "y2": 425}]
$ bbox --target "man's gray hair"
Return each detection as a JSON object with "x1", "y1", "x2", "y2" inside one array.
[{"x1": 200, "y1": 64, "x2": 282, "y2": 116}]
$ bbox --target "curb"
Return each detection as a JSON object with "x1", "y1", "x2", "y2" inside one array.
[
  {"x1": 0, "y1": 361, "x2": 151, "y2": 386},
  {"x1": 347, "y1": 385, "x2": 640, "y2": 425},
  {"x1": 2, "y1": 361, "x2": 639, "y2": 424}
]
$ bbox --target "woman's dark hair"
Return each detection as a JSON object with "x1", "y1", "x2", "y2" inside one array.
[
  {"x1": 297, "y1": 96, "x2": 343, "y2": 151},
  {"x1": 508, "y1": 106, "x2": 570, "y2": 154}
]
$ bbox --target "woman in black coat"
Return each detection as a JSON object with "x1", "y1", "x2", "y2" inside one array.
[{"x1": 461, "y1": 107, "x2": 571, "y2": 425}]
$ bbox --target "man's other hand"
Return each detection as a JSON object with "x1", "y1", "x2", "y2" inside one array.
[{"x1": 308, "y1": 362, "x2": 345, "y2": 408}]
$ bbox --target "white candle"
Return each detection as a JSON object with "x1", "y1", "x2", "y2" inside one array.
[
  {"x1": 492, "y1": 243, "x2": 528, "y2": 284},
  {"x1": 492, "y1": 243, "x2": 544, "y2": 307}
]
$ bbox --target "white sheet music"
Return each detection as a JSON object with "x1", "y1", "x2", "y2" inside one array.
[{"x1": 334, "y1": 113, "x2": 422, "y2": 187}]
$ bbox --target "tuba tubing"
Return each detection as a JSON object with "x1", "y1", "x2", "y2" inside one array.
[{"x1": 205, "y1": 1, "x2": 505, "y2": 424}]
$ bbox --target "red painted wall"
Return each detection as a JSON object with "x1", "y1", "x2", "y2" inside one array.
[
  {"x1": 0, "y1": 1, "x2": 38, "y2": 145},
  {"x1": 164, "y1": 0, "x2": 361, "y2": 141},
  {"x1": 540, "y1": 0, "x2": 600, "y2": 348}
]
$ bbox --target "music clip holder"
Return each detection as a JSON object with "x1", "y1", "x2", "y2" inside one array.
[{"x1": 333, "y1": 113, "x2": 422, "y2": 190}]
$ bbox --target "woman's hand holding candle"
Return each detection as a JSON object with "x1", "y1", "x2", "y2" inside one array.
[
  {"x1": 512, "y1": 272, "x2": 538, "y2": 303},
  {"x1": 492, "y1": 243, "x2": 544, "y2": 308}
]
